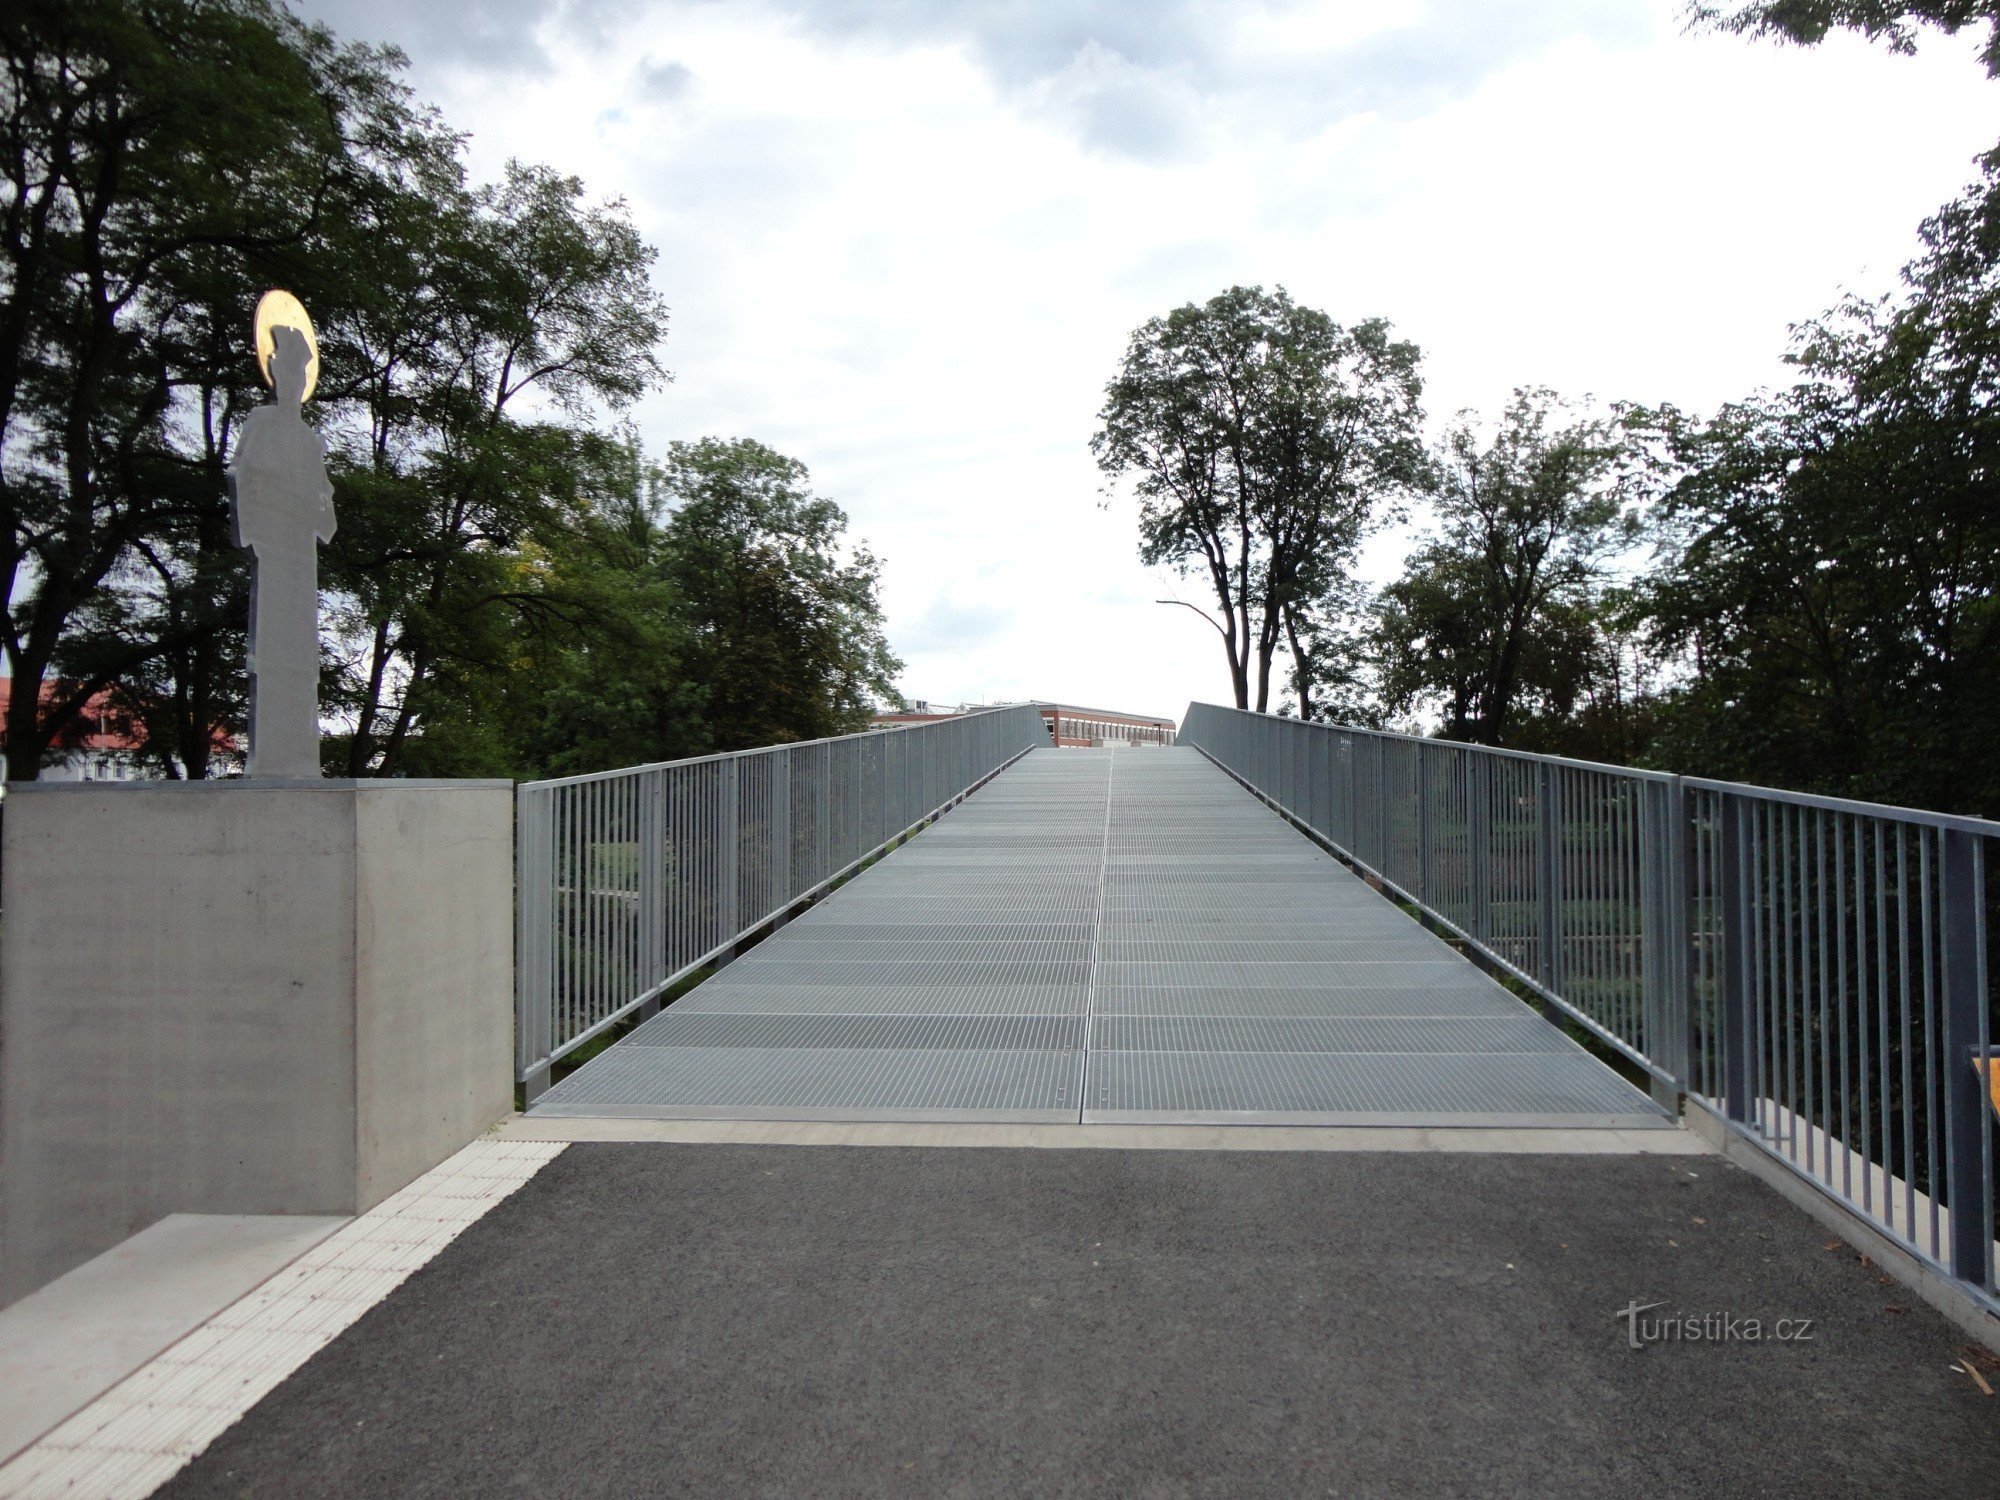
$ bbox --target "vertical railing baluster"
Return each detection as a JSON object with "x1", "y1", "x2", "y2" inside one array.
[
  {"x1": 1469, "y1": 753, "x2": 1491, "y2": 947},
  {"x1": 517, "y1": 783, "x2": 553, "y2": 1101},
  {"x1": 1720, "y1": 794, "x2": 1754, "y2": 1126},
  {"x1": 1537, "y1": 761, "x2": 1561, "y2": 1006},
  {"x1": 1416, "y1": 745, "x2": 1433, "y2": 909},
  {"x1": 1940, "y1": 829, "x2": 1990, "y2": 1288},
  {"x1": 1638, "y1": 779, "x2": 1672, "y2": 1104},
  {"x1": 635, "y1": 771, "x2": 662, "y2": 1019}
]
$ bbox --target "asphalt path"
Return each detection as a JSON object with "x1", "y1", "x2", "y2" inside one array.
[{"x1": 158, "y1": 1142, "x2": 2000, "y2": 1499}]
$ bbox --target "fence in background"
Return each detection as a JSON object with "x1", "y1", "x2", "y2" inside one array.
[
  {"x1": 515, "y1": 705, "x2": 1047, "y2": 1097},
  {"x1": 1180, "y1": 702, "x2": 2000, "y2": 1309}
]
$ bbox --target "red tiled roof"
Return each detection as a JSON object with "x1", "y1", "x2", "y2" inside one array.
[{"x1": 0, "y1": 677, "x2": 147, "y2": 752}]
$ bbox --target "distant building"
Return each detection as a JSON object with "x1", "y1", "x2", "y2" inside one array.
[
  {"x1": 868, "y1": 698, "x2": 962, "y2": 731},
  {"x1": 1031, "y1": 701, "x2": 1176, "y2": 747},
  {"x1": 869, "y1": 699, "x2": 1177, "y2": 747},
  {"x1": 0, "y1": 677, "x2": 237, "y2": 781}
]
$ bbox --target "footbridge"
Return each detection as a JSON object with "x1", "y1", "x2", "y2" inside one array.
[
  {"x1": 532, "y1": 745, "x2": 1659, "y2": 1126},
  {"x1": 516, "y1": 701, "x2": 2000, "y2": 1311}
]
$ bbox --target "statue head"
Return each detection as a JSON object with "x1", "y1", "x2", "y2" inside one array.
[{"x1": 268, "y1": 325, "x2": 312, "y2": 409}]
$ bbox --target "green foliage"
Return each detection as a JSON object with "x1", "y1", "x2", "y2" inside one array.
[
  {"x1": 3, "y1": 1, "x2": 901, "y2": 784},
  {"x1": 1342, "y1": 5, "x2": 2000, "y2": 803},
  {"x1": 1686, "y1": 2, "x2": 2000, "y2": 75},
  {"x1": 482, "y1": 442, "x2": 707, "y2": 778},
  {"x1": 1092, "y1": 285, "x2": 1423, "y2": 714},
  {"x1": 317, "y1": 153, "x2": 670, "y2": 777},
  {"x1": 1374, "y1": 390, "x2": 1636, "y2": 751},
  {"x1": 397, "y1": 433, "x2": 901, "y2": 778},
  {"x1": 0, "y1": 0, "x2": 414, "y2": 777},
  {"x1": 659, "y1": 437, "x2": 902, "y2": 751},
  {"x1": 1625, "y1": 157, "x2": 2000, "y2": 815},
  {"x1": 1281, "y1": 574, "x2": 1387, "y2": 729}
]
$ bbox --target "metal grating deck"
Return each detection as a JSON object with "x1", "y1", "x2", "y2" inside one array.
[{"x1": 531, "y1": 747, "x2": 1668, "y2": 1127}]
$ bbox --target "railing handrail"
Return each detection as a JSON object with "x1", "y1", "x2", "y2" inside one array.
[
  {"x1": 520, "y1": 703, "x2": 1036, "y2": 792},
  {"x1": 515, "y1": 702, "x2": 1050, "y2": 1095},
  {"x1": 1185, "y1": 702, "x2": 2000, "y2": 836}
]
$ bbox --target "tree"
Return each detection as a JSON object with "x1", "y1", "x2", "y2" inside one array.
[
  {"x1": 441, "y1": 435, "x2": 704, "y2": 779},
  {"x1": 1374, "y1": 390, "x2": 1634, "y2": 748},
  {"x1": 0, "y1": 0, "x2": 418, "y2": 778},
  {"x1": 320, "y1": 159, "x2": 669, "y2": 777},
  {"x1": 1627, "y1": 165, "x2": 2000, "y2": 813},
  {"x1": 1092, "y1": 285, "x2": 1423, "y2": 713},
  {"x1": 1279, "y1": 573, "x2": 1384, "y2": 726},
  {"x1": 1687, "y1": 2, "x2": 2000, "y2": 74},
  {"x1": 658, "y1": 438, "x2": 900, "y2": 750},
  {"x1": 455, "y1": 435, "x2": 902, "y2": 777},
  {"x1": 0, "y1": 2, "x2": 682, "y2": 781},
  {"x1": 1652, "y1": 2, "x2": 2000, "y2": 813},
  {"x1": 1, "y1": 2, "x2": 910, "y2": 787}
]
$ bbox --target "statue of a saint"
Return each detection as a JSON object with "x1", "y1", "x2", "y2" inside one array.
[{"x1": 228, "y1": 291, "x2": 335, "y2": 779}]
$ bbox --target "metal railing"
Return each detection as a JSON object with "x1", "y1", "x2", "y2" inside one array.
[
  {"x1": 515, "y1": 704, "x2": 1047, "y2": 1097},
  {"x1": 1180, "y1": 702, "x2": 2000, "y2": 1308}
]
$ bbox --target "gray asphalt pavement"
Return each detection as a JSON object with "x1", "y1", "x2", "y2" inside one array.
[{"x1": 158, "y1": 1142, "x2": 2000, "y2": 1499}]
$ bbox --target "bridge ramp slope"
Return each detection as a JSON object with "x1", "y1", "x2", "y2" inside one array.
[{"x1": 532, "y1": 748, "x2": 1665, "y2": 1128}]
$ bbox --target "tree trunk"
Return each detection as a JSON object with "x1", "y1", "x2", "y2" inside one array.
[
  {"x1": 1285, "y1": 607, "x2": 1314, "y2": 721},
  {"x1": 1226, "y1": 627, "x2": 1249, "y2": 710},
  {"x1": 4, "y1": 665, "x2": 45, "y2": 780}
]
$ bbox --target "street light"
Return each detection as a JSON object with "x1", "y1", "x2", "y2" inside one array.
[{"x1": 1154, "y1": 598, "x2": 1228, "y2": 640}]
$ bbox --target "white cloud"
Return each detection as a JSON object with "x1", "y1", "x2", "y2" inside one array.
[{"x1": 296, "y1": 0, "x2": 2000, "y2": 722}]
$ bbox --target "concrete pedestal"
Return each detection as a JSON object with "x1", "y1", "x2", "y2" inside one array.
[{"x1": 0, "y1": 780, "x2": 514, "y2": 1307}]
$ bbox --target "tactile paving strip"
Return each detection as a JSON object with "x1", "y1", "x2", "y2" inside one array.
[{"x1": 532, "y1": 747, "x2": 1667, "y2": 1128}]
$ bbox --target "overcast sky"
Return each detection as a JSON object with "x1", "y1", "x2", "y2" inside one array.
[{"x1": 298, "y1": 0, "x2": 1995, "y2": 722}]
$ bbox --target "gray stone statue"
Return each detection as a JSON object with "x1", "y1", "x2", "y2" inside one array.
[{"x1": 228, "y1": 309, "x2": 335, "y2": 779}]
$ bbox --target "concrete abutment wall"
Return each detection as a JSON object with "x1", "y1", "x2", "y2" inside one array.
[{"x1": 0, "y1": 780, "x2": 514, "y2": 1306}]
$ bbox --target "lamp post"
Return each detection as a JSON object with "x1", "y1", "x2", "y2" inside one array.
[
  {"x1": 1154, "y1": 598, "x2": 1228, "y2": 640},
  {"x1": 1156, "y1": 598, "x2": 1239, "y2": 709}
]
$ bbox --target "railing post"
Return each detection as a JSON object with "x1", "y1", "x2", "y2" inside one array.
[
  {"x1": 772, "y1": 747, "x2": 792, "y2": 912},
  {"x1": 1940, "y1": 829, "x2": 1992, "y2": 1289},
  {"x1": 1468, "y1": 753, "x2": 1491, "y2": 946},
  {"x1": 516, "y1": 782, "x2": 554, "y2": 1101},
  {"x1": 1344, "y1": 735, "x2": 1358, "y2": 857},
  {"x1": 816, "y1": 743, "x2": 831, "y2": 887},
  {"x1": 1638, "y1": 779, "x2": 1684, "y2": 1108},
  {"x1": 1310, "y1": 723, "x2": 1328, "y2": 838},
  {"x1": 1537, "y1": 761, "x2": 1562, "y2": 1020},
  {"x1": 1665, "y1": 778, "x2": 1693, "y2": 1096},
  {"x1": 1374, "y1": 736, "x2": 1388, "y2": 873},
  {"x1": 717, "y1": 755, "x2": 740, "y2": 965},
  {"x1": 879, "y1": 732, "x2": 891, "y2": 848},
  {"x1": 1416, "y1": 745, "x2": 1433, "y2": 908},
  {"x1": 1679, "y1": 781, "x2": 1700, "y2": 1096},
  {"x1": 1718, "y1": 792, "x2": 1754, "y2": 1125},
  {"x1": 635, "y1": 769, "x2": 664, "y2": 1021},
  {"x1": 1303, "y1": 721, "x2": 1313, "y2": 816}
]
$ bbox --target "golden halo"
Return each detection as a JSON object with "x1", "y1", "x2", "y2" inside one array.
[{"x1": 253, "y1": 289, "x2": 319, "y2": 403}]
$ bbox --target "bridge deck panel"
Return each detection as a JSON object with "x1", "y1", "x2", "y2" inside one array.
[{"x1": 531, "y1": 748, "x2": 1665, "y2": 1127}]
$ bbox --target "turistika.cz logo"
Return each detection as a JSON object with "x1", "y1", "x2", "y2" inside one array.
[{"x1": 1616, "y1": 1300, "x2": 1817, "y2": 1349}]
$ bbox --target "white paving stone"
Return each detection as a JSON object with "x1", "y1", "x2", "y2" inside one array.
[{"x1": 0, "y1": 1139, "x2": 564, "y2": 1500}]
